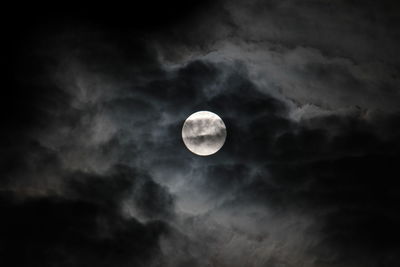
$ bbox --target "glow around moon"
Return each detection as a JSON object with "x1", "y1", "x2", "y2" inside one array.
[{"x1": 182, "y1": 111, "x2": 227, "y2": 156}]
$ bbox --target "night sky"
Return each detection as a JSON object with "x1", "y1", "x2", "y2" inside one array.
[{"x1": 2, "y1": 1, "x2": 400, "y2": 266}]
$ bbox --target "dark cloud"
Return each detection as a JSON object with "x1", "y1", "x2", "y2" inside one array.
[
  {"x1": 3, "y1": 1, "x2": 400, "y2": 267},
  {"x1": 228, "y1": 111, "x2": 400, "y2": 265},
  {"x1": 0, "y1": 193, "x2": 168, "y2": 267}
]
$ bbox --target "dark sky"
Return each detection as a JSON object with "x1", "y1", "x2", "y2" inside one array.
[{"x1": 2, "y1": 1, "x2": 400, "y2": 266}]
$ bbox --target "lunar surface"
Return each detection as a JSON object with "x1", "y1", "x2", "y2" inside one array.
[{"x1": 182, "y1": 111, "x2": 227, "y2": 156}]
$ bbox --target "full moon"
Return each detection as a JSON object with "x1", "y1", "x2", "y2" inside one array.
[{"x1": 182, "y1": 111, "x2": 227, "y2": 156}]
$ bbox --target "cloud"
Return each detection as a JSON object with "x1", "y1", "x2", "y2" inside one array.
[
  {"x1": 3, "y1": 2, "x2": 400, "y2": 266},
  {"x1": 0, "y1": 192, "x2": 168, "y2": 267},
  {"x1": 155, "y1": 0, "x2": 400, "y2": 114}
]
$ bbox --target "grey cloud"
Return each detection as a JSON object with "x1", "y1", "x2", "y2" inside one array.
[{"x1": 155, "y1": 0, "x2": 400, "y2": 114}]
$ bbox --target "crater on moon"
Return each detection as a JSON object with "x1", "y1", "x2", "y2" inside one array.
[{"x1": 182, "y1": 111, "x2": 227, "y2": 156}]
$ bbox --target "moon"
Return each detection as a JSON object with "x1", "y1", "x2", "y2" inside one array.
[{"x1": 182, "y1": 111, "x2": 227, "y2": 156}]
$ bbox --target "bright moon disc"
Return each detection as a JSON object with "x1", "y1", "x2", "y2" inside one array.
[{"x1": 182, "y1": 111, "x2": 227, "y2": 156}]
